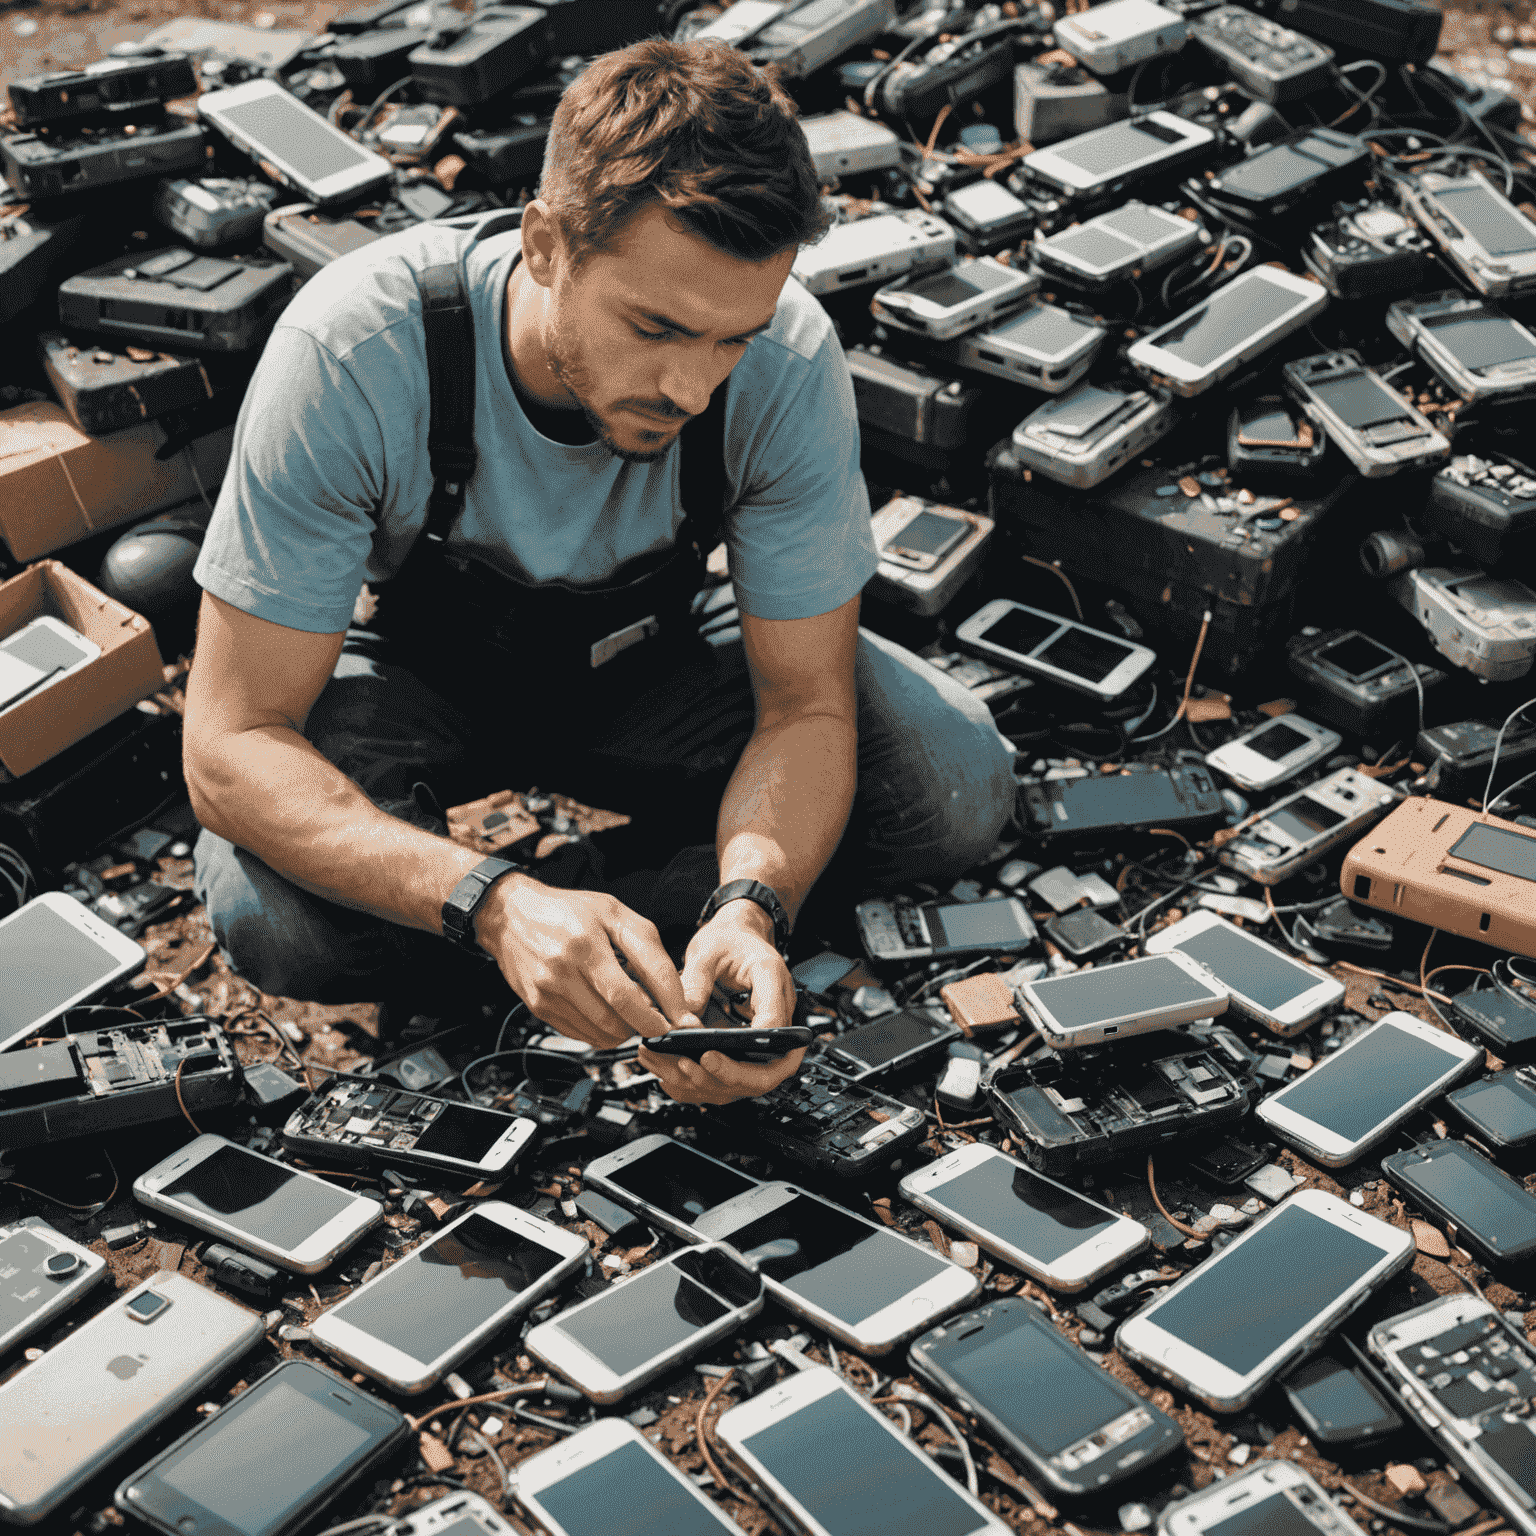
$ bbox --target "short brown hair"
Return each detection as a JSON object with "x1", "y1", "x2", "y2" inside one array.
[{"x1": 539, "y1": 38, "x2": 830, "y2": 265}]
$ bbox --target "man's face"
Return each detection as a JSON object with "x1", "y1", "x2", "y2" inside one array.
[{"x1": 540, "y1": 203, "x2": 796, "y2": 462}]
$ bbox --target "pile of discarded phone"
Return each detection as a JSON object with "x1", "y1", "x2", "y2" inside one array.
[{"x1": 8, "y1": 0, "x2": 1536, "y2": 1534}]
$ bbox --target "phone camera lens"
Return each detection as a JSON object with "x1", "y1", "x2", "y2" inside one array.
[{"x1": 44, "y1": 1252, "x2": 81, "y2": 1277}]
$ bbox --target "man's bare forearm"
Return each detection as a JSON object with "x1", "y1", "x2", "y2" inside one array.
[
  {"x1": 714, "y1": 709, "x2": 857, "y2": 923},
  {"x1": 187, "y1": 723, "x2": 488, "y2": 933}
]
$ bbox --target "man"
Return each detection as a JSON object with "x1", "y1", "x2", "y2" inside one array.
[{"x1": 184, "y1": 38, "x2": 1015, "y2": 1107}]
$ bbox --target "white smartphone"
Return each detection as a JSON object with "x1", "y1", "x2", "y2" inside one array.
[
  {"x1": 512, "y1": 1418, "x2": 740, "y2": 1536},
  {"x1": 1256, "y1": 1012, "x2": 1482, "y2": 1166},
  {"x1": 197, "y1": 78, "x2": 393, "y2": 206},
  {"x1": 1204, "y1": 713, "x2": 1342, "y2": 792},
  {"x1": 937, "y1": 298, "x2": 1108, "y2": 394},
  {"x1": 956, "y1": 598, "x2": 1157, "y2": 703},
  {"x1": 791, "y1": 210, "x2": 954, "y2": 296},
  {"x1": 1011, "y1": 378, "x2": 1180, "y2": 488},
  {"x1": 582, "y1": 1132, "x2": 763, "y2": 1244},
  {"x1": 133, "y1": 1133, "x2": 383, "y2": 1274},
  {"x1": 309, "y1": 1202, "x2": 587, "y2": 1394},
  {"x1": 1053, "y1": 0, "x2": 1188, "y2": 76},
  {"x1": 1144, "y1": 911, "x2": 1343, "y2": 1038},
  {"x1": 799, "y1": 109, "x2": 902, "y2": 180},
  {"x1": 899, "y1": 1143, "x2": 1149, "y2": 1291},
  {"x1": 0, "y1": 616, "x2": 100, "y2": 716},
  {"x1": 1116, "y1": 1189, "x2": 1415, "y2": 1413},
  {"x1": 383, "y1": 1490, "x2": 520, "y2": 1536},
  {"x1": 1395, "y1": 167, "x2": 1536, "y2": 299},
  {"x1": 0, "y1": 891, "x2": 147, "y2": 1050},
  {"x1": 1158, "y1": 1460, "x2": 1369, "y2": 1536},
  {"x1": 1128, "y1": 265, "x2": 1329, "y2": 397},
  {"x1": 692, "y1": 1181, "x2": 980, "y2": 1354},
  {"x1": 1033, "y1": 200, "x2": 1203, "y2": 290},
  {"x1": 1023, "y1": 110, "x2": 1215, "y2": 198},
  {"x1": 0, "y1": 1217, "x2": 109, "y2": 1355},
  {"x1": 0, "y1": 1271, "x2": 264, "y2": 1528},
  {"x1": 525, "y1": 1241, "x2": 763, "y2": 1404},
  {"x1": 716, "y1": 1366, "x2": 1009, "y2": 1536},
  {"x1": 871, "y1": 257, "x2": 1038, "y2": 341},
  {"x1": 1020, "y1": 951, "x2": 1229, "y2": 1050}
]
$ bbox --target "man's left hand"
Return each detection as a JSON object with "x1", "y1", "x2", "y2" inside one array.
[{"x1": 636, "y1": 901, "x2": 805, "y2": 1105}]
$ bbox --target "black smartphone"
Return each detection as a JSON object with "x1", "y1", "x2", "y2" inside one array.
[
  {"x1": 1380, "y1": 1140, "x2": 1536, "y2": 1269},
  {"x1": 1279, "y1": 1345, "x2": 1404, "y2": 1447},
  {"x1": 1187, "y1": 1135, "x2": 1271, "y2": 1189},
  {"x1": 114, "y1": 1358, "x2": 410, "y2": 1536},
  {"x1": 1446, "y1": 1068, "x2": 1536, "y2": 1150},
  {"x1": 908, "y1": 1297, "x2": 1185, "y2": 1497},
  {"x1": 1017, "y1": 763, "x2": 1226, "y2": 842},
  {"x1": 646, "y1": 1025, "x2": 815, "y2": 1063},
  {"x1": 820, "y1": 1009, "x2": 961, "y2": 1081},
  {"x1": 1452, "y1": 976, "x2": 1536, "y2": 1060},
  {"x1": 1042, "y1": 907, "x2": 1126, "y2": 960}
]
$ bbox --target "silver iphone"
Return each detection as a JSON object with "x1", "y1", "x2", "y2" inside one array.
[
  {"x1": 899, "y1": 1143, "x2": 1149, "y2": 1290},
  {"x1": 1204, "y1": 713, "x2": 1341, "y2": 792},
  {"x1": 791, "y1": 210, "x2": 953, "y2": 296},
  {"x1": 1396, "y1": 167, "x2": 1536, "y2": 298},
  {"x1": 1159, "y1": 1460, "x2": 1368, "y2": 1536},
  {"x1": 1386, "y1": 290, "x2": 1536, "y2": 402},
  {"x1": 133, "y1": 1133, "x2": 383, "y2": 1274},
  {"x1": 872, "y1": 257, "x2": 1038, "y2": 340},
  {"x1": 1033, "y1": 200, "x2": 1202, "y2": 289},
  {"x1": 1023, "y1": 110, "x2": 1215, "y2": 199},
  {"x1": 582, "y1": 1131, "x2": 763, "y2": 1244},
  {"x1": 1019, "y1": 951, "x2": 1229, "y2": 1049},
  {"x1": 0, "y1": 1217, "x2": 108, "y2": 1354}
]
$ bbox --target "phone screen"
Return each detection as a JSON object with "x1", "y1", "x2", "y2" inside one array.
[
  {"x1": 0, "y1": 901, "x2": 139, "y2": 1048},
  {"x1": 833, "y1": 1010, "x2": 948, "y2": 1069},
  {"x1": 1054, "y1": 769, "x2": 1192, "y2": 828},
  {"x1": 1238, "y1": 403, "x2": 1305, "y2": 447},
  {"x1": 1448, "y1": 821, "x2": 1536, "y2": 882},
  {"x1": 1268, "y1": 1020, "x2": 1464, "y2": 1142},
  {"x1": 1205, "y1": 1496, "x2": 1344, "y2": 1536},
  {"x1": 1317, "y1": 633, "x2": 1398, "y2": 679},
  {"x1": 738, "y1": 1384, "x2": 986, "y2": 1536},
  {"x1": 1051, "y1": 117, "x2": 1188, "y2": 179},
  {"x1": 1451, "y1": 1077, "x2": 1536, "y2": 1141},
  {"x1": 1223, "y1": 143, "x2": 1327, "y2": 199},
  {"x1": 1004, "y1": 303, "x2": 1100, "y2": 359},
  {"x1": 1, "y1": 623, "x2": 91, "y2": 674},
  {"x1": 1152, "y1": 276, "x2": 1307, "y2": 369},
  {"x1": 153, "y1": 1374, "x2": 376, "y2": 1536},
  {"x1": 1393, "y1": 1143, "x2": 1536, "y2": 1247},
  {"x1": 934, "y1": 1302, "x2": 1131, "y2": 1455},
  {"x1": 1426, "y1": 312, "x2": 1536, "y2": 370},
  {"x1": 555, "y1": 1259, "x2": 730, "y2": 1377},
  {"x1": 1167, "y1": 923, "x2": 1320, "y2": 1012},
  {"x1": 1140, "y1": 1201, "x2": 1391, "y2": 1375},
  {"x1": 1435, "y1": 183, "x2": 1536, "y2": 257},
  {"x1": 928, "y1": 898, "x2": 1031, "y2": 950},
  {"x1": 979, "y1": 605, "x2": 1064, "y2": 657},
  {"x1": 411, "y1": 1103, "x2": 513, "y2": 1163},
  {"x1": 1035, "y1": 625, "x2": 1136, "y2": 684},
  {"x1": 327, "y1": 1213, "x2": 564, "y2": 1362},
  {"x1": 602, "y1": 1141, "x2": 757, "y2": 1227},
  {"x1": 904, "y1": 269, "x2": 986, "y2": 307},
  {"x1": 930, "y1": 1155, "x2": 1118, "y2": 1264},
  {"x1": 162, "y1": 1144, "x2": 360, "y2": 1252},
  {"x1": 1243, "y1": 720, "x2": 1313, "y2": 762},
  {"x1": 1047, "y1": 224, "x2": 1140, "y2": 270},
  {"x1": 1028, "y1": 956, "x2": 1216, "y2": 1031},
  {"x1": 1309, "y1": 371, "x2": 1414, "y2": 430},
  {"x1": 717, "y1": 1194, "x2": 949, "y2": 1322},
  {"x1": 950, "y1": 178, "x2": 1026, "y2": 225},
  {"x1": 1285, "y1": 1353, "x2": 1398, "y2": 1437},
  {"x1": 531, "y1": 1439, "x2": 729, "y2": 1536},
  {"x1": 883, "y1": 510, "x2": 966, "y2": 559},
  {"x1": 1263, "y1": 796, "x2": 1346, "y2": 844},
  {"x1": 212, "y1": 91, "x2": 373, "y2": 182}
]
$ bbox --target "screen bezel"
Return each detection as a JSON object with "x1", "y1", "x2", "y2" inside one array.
[
  {"x1": 1025, "y1": 111, "x2": 1212, "y2": 193},
  {"x1": 1207, "y1": 715, "x2": 1335, "y2": 791},
  {"x1": 958, "y1": 600, "x2": 1154, "y2": 701},
  {"x1": 1022, "y1": 952, "x2": 1227, "y2": 1042}
]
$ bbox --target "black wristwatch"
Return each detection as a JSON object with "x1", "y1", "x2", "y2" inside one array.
[
  {"x1": 442, "y1": 856, "x2": 522, "y2": 952},
  {"x1": 698, "y1": 879, "x2": 791, "y2": 955}
]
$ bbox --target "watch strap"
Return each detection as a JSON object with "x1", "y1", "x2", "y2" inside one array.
[
  {"x1": 442, "y1": 856, "x2": 521, "y2": 951},
  {"x1": 698, "y1": 878, "x2": 791, "y2": 955}
]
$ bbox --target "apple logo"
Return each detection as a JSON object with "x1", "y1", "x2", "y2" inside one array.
[{"x1": 106, "y1": 1354, "x2": 148, "y2": 1380}]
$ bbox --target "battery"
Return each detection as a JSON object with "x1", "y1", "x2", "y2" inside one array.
[
  {"x1": 8, "y1": 54, "x2": 198, "y2": 128},
  {"x1": 57, "y1": 246, "x2": 294, "y2": 354},
  {"x1": 1, "y1": 115, "x2": 209, "y2": 202},
  {"x1": 262, "y1": 203, "x2": 382, "y2": 280},
  {"x1": 409, "y1": 6, "x2": 555, "y2": 108}
]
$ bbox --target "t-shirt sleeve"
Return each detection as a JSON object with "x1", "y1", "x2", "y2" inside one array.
[
  {"x1": 193, "y1": 327, "x2": 388, "y2": 634},
  {"x1": 724, "y1": 331, "x2": 877, "y2": 622}
]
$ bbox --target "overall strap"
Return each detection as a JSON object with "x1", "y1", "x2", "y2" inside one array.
[{"x1": 675, "y1": 375, "x2": 732, "y2": 561}]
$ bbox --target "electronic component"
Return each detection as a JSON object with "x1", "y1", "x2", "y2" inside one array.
[
  {"x1": 152, "y1": 175, "x2": 281, "y2": 251},
  {"x1": 871, "y1": 257, "x2": 1038, "y2": 341},
  {"x1": 1283, "y1": 350, "x2": 1450, "y2": 478},
  {"x1": 940, "y1": 178, "x2": 1034, "y2": 257},
  {"x1": 845, "y1": 345, "x2": 978, "y2": 449},
  {"x1": 1032, "y1": 200, "x2": 1201, "y2": 290},
  {"x1": 1010, "y1": 379, "x2": 1178, "y2": 488},
  {"x1": 39, "y1": 331, "x2": 235, "y2": 438},
  {"x1": 1204, "y1": 712, "x2": 1340, "y2": 792},
  {"x1": 1418, "y1": 715, "x2": 1536, "y2": 801},
  {"x1": 261, "y1": 203, "x2": 382, "y2": 280},
  {"x1": 1014, "y1": 58, "x2": 1127, "y2": 147},
  {"x1": 1221, "y1": 766, "x2": 1398, "y2": 887},
  {"x1": 1447, "y1": 1065, "x2": 1536, "y2": 1148},
  {"x1": 1, "y1": 114, "x2": 208, "y2": 201},
  {"x1": 1287, "y1": 626, "x2": 1448, "y2": 738},
  {"x1": 199, "y1": 1243, "x2": 285, "y2": 1300},
  {"x1": 333, "y1": 26, "x2": 432, "y2": 90},
  {"x1": 1188, "y1": 5, "x2": 1335, "y2": 103},
  {"x1": 1226, "y1": 395, "x2": 1328, "y2": 486},
  {"x1": 749, "y1": 0, "x2": 898, "y2": 80},
  {"x1": 1383, "y1": 1138, "x2": 1536, "y2": 1269},
  {"x1": 1044, "y1": 908, "x2": 1127, "y2": 959},
  {"x1": 936, "y1": 298, "x2": 1107, "y2": 395},
  {"x1": 1021, "y1": 952, "x2": 1229, "y2": 1050},
  {"x1": 452, "y1": 117, "x2": 549, "y2": 189},
  {"x1": 1386, "y1": 291, "x2": 1536, "y2": 402},
  {"x1": 875, "y1": 18, "x2": 1028, "y2": 121},
  {"x1": 0, "y1": 1218, "x2": 109, "y2": 1355},
  {"x1": 957, "y1": 598, "x2": 1158, "y2": 702},
  {"x1": 818, "y1": 1007, "x2": 961, "y2": 1080},
  {"x1": 1022, "y1": 111, "x2": 1216, "y2": 203},
  {"x1": 1427, "y1": 454, "x2": 1536, "y2": 570},
  {"x1": 986, "y1": 1025, "x2": 1252, "y2": 1174},
  {"x1": 1055, "y1": 0, "x2": 1188, "y2": 75},
  {"x1": 58, "y1": 247, "x2": 294, "y2": 355},
  {"x1": 800, "y1": 111, "x2": 901, "y2": 180},
  {"x1": 868, "y1": 495, "x2": 993, "y2": 617},
  {"x1": 1389, "y1": 567, "x2": 1536, "y2": 682},
  {"x1": 1395, "y1": 167, "x2": 1536, "y2": 300},
  {"x1": 1247, "y1": 0, "x2": 1442, "y2": 64},
  {"x1": 0, "y1": 201, "x2": 93, "y2": 327},
  {"x1": 0, "y1": 1018, "x2": 243, "y2": 1147},
  {"x1": 1342, "y1": 798, "x2": 1536, "y2": 959},
  {"x1": 1016, "y1": 762, "x2": 1226, "y2": 844},
  {"x1": 1303, "y1": 199, "x2": 1431, "y2": 301},
  {"x1": 715, "y1": 1061, "x2": 927, "y2": 1178},
  {"x1": 855, "y1": 894, "x2": 1037, "y2": 965},
  {"x1": 8, "y1": 54, "x2": 198, "y2": 127},
  {"x1": 408, "y1": 5, "x2": 554, "y2": 107},
  {"x1": 1161, "y1": 1461, "x2": 1369, "y2": 1536},
  {"x1": 791, "y1": 210, "x2": 954, "y2": 296},
  {"x1": 1205, "y1": 128, "x2": 1370, "y2": 223}
]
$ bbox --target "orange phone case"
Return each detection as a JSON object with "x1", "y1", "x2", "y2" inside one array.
[{"x1": 1339, "y1": 797, "x2": 1536, "y2": 959}]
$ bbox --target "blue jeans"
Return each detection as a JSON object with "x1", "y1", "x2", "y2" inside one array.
[{"x1": 194, "y1": 626, "x2": 1016, "y2": 1003}]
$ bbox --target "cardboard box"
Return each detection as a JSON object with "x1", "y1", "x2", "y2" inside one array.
[
  {"x1": 0, "y1": 561, "x2": 164, "y2": 777},
  {"x1": 0, "y1": 401, "x2": 232, "y2": 563}
]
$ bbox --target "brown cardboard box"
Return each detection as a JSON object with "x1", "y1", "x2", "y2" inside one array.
[
  {"x1": 0, "y1": 401, "x2": 232, "y2": 563},
  {"x1": 0, "y1": 562, "x2": 164, "y2": 778}
]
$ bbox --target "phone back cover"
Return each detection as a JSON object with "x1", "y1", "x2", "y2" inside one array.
[{"x1": 0, "y1": 1270, "x2": 263, "y2": 1524}]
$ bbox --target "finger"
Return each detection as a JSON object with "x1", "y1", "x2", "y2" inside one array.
[
  {"x1": 609, "y1": 911, "x2": 691, "y2": 1027},
  {"x1": 743, "y1": 953, "x2": 794, "y2": 1033},
  {"x1": 697, "y1": 1045, "x2": 807, "y2": 1100},
  {"x1": 539, "y1": 966, "x2": 653, "y2": 1048},
  {"x1": 586, "y1": 946, "x2": 678, "y2": 1040},
  {"x1": 680, "y1": 938, "x2": 728, "y2": 1020},
  {"x1": 636, "y1": 1046, "x2": 713, "y2": 1105}
]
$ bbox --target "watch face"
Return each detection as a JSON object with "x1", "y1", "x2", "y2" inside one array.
[{"x1": 705, "y1": 881, "x2": 788, "y2": 952}]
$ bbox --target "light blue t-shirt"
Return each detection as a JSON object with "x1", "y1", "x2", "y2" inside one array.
[{"x1": 194, "y1": 221, "x2": 878, "y2": 634}]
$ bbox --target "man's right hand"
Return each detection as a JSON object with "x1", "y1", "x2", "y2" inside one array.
[{"x1": 473, "y1": 875, "x2": 696, "y2": 1048}]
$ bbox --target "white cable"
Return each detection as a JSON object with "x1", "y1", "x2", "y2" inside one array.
[
  {"x1": 1489, "y1": 766, "x2": 1536, "y2": 815},
  {"x1": 1483, "y1": 698, "x2": 1536, "y2": 814},
  {"x1": 893, "y1": 1383, "x2": 979, "y2": 1497}
]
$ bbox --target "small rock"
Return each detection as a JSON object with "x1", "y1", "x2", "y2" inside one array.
[
  {"x1": 1192, "y1": 1215, "x2": 1221, "y2": 1237},
  {"x1": 1411, "y1": 1220, "x2": 1451, "y2": 1259},
  {"x1": 1208, "y1": 1203, "x2": 1245, "y2": 1228},
  {"x1": 1228, "y1": 1444, "x2": 1252, "y2": 1466},
  {"x1": 1349, "y1": 1190, "x2": 1365, "y2": 1207},
  {"x1": 1078, "y1": 1328, "x2": 1104, "y2": 1347},
  {"x1": 1385, "y1": 1463, "x2": 1428, "y2": 1497},
  {"x1": 263, "y1": 1310, "x2": 284, "y2": 1329},
  {"x1": 1119, "y1": 1502, "x2": 1153, "y2": 1531},
  {"x1": 950, "y1": 1241, "x2": 979, "y2": 1268},
  {"x1": 481, "y1": 1416, "x2": 502, "y2": 1436},
  {"x1": 13, "y1": 17, "x2": 38, "y2": 35},
  {"x1": 627, "y1": 1407, "x2": 659, "y2": 1427},
  {"x1": 278, "y1": 1324, "x2": 311, "y2": 1342}
]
